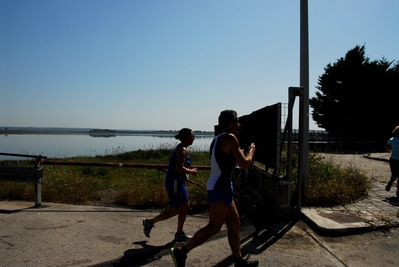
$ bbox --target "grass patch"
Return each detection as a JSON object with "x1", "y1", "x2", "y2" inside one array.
[
  {"x1": 294, "y1": 153, "x2": 371, "y2": 206},
  {"x1": 0, "y1": 148, "x2": 210, "y2": 211},
  {"x1": 0, "y1": 149, "x2": 370, "y2": 212}
]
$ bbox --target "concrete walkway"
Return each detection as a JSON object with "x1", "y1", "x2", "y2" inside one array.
[{"x1": 302, "y1": 153, "x2": 399, "y2": 236}]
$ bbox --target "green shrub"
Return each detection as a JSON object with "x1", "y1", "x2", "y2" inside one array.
[{"x1": 297, "y1": 153, "x2": 370, "y2": 206}]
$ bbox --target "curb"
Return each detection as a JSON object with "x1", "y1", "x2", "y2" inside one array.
[{"x1": 300, "y1": 209, "x2": 388, "y2": 237}]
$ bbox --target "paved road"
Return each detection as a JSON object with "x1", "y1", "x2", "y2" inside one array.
[
  {"x1": 316, "y1": 226, "x2": 399, "y2": 267},
  {"x1": 1, "y1": 203, "x2": 398, "y2": 267}
]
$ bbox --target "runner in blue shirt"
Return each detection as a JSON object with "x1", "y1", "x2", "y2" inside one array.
[{"x1": 143, "y1": 128, "x2": 198, "y2": 241}]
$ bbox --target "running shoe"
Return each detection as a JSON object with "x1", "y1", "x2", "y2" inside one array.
[
  {"x1": 143, "y1": 219, "x2": 153, "y2": 237},
  {"x1": 174, "y1": 232, "x2": 192, "y2": 242},
  {"x1": 170, "y1": 246, "x2": 187, "y2": 267},
  {"x1": 385, "y1": 180, "x2": 393, "y2": 191},
  {"x1": 234, "y1": 255, "x2": 260, "y2": 267}
]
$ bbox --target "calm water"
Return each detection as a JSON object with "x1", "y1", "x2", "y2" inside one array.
[{"x1": 0, "y1": 134, "x2": 213, "y2": 159}]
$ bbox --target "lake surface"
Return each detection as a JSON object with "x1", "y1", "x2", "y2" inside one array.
[{"x1": 0, "y1": 134, "x2": 213, "y2": 159}]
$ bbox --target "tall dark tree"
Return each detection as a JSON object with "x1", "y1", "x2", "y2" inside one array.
[{"x1": 310, "y1": 45, "x2": 399, "y2": 143}]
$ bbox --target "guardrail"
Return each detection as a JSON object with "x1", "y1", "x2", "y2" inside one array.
[{"x1": 0, "y1": 152, "x2": 48, "y2": 207}]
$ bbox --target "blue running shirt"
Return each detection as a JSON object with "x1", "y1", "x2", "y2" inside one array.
[{"x1": 387, "y1": 137, "x2": 399, "y2": 160}]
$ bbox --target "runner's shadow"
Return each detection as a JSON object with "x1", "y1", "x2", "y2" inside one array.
[
  {"x1": 113, "y1": 240, "x2": 176, "y2": 266},
  {"x1": 213, "y1": 219, "x2": 296, "y2": 267}
]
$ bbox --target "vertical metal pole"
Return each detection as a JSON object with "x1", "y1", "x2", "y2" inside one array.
[
  {"x1": 287, "y1": 89, "x2": 294, "y2": 214},
  {"x1": 289, "y1": 87, "x2": 303, "y2": 218},
  {"x1": 298, "y1": 0, "x2": 309, "y2": 217},
  {"x1": 35, "y1": 179, "x2": 42, "y2": 207}
]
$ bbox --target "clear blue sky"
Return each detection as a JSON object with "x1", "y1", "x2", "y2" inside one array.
[{"x1": 1, "y1": 1, "x2": 398, "y2": 131}]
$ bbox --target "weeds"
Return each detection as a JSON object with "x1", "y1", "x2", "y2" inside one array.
[
  {"x1": 301, "y1": 154, "x2": 370, "y2": 206},
  {"x1": 378, "y1": 215, "x2": 393, "y2": 228},
  {"x1": 0, "y1": 148, "x2": 370, "y2": 213},
  {"x1": 0, "y1": 148, "x2": 210, "y2": 210}
]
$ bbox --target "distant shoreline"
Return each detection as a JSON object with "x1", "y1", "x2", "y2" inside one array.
[{"x1": 0, "y1": 127, "x2": 214, "y2": 136}]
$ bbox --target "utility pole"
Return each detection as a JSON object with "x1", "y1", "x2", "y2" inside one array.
[{"x1": 298, "y1": 0, "x2": 309, "y2": 217}]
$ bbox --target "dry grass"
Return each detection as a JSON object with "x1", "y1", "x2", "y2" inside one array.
[
  {"x1": 0, "y1": 149, "x2": 370, "y2": 212},
  {"x1": 0, "y1": 148, "x2": 210, "y2": 212}
]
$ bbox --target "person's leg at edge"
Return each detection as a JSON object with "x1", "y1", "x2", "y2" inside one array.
[
  {"x1": 396, "y1": 176, "x2": 399, "y2": 197},
  {"x1": 386, "y1": 159, "x2": 397, "y2": 191},
  {"x1": 392, "y1": 159, "x2": 399, "y2": 194},
  {"x1": 183, "y1": 200, "x2": 229, "y2": 253}
]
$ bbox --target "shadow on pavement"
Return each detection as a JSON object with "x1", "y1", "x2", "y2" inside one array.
[
  {"x1": 384, "y1": 196, "x2": 399, "y2": 206},
  {"x1": 89, "y1": 240, "x2": 176, "y2": 267},
  {"x1": 214, "y1": 219, "x2": 297, "y2": 267},
  {"x1": 116, "y1": 240, "x2": 176, "y2": 266},
  {"x1": 89, "y1": 218, "x2": 296, "y2": 267}
]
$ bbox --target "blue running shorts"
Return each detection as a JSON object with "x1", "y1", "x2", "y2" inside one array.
[
  {"x1": 207, "y1": 187, "x2": 234, "y2": 207},
  {"x1": 166, "y1": 183, "x2": 189, "y2": 208}
]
